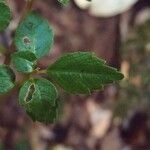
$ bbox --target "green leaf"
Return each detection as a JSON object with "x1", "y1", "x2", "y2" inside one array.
[
  {"x1": 0, "y1": 1, "x2": 11, "y2": 31},
  {"x1": 58, "y1": 0, "x2": 70, "y2": 6},
  {"x1": 19, "y1": 78, "x2": 58, "y2": 123},
  {"x1": 11, "y1": 51, "x2": 37, "y2": 74},
  {"x1": 0, "y1": 65, "x2": 15, "y2": 94},
  {"x1": 26, "y1": 98, "x2": 61, "y2": 123},
  {"x1": 47, "y1": 52, "x2": 124, "y2": 94},
  {"x1": 15, "y1": 12, "x2": 54, "y2": 58}
]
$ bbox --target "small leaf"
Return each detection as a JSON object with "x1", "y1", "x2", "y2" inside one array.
[
  {"x1": 19, "y1": 78, "x2": 58, "y2": 123},
  {"x1": 11, "y1": 51, "x2": 37, "y2": 74},
  {"x1": 47, "y1": 52, "x2": 124, "y2": 94},
  {"x1": 15, "y1": 12, "x2": 54, "y2": 58},
  {"x1": 0, "y1": 65, "x2": 15, "y2": 94},
  {"x1": 58, "y1": 0, "x2": 70, "y2": 6},
  {"x1": 0, "y1": 1, "x2": 11, "y2": 31}
]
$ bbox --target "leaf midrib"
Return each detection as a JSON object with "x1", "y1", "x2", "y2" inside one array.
[{"x1": 48, "y1": 69, "x2": 121, "y2": 79}]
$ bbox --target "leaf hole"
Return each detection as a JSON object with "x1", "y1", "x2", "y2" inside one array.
[
  {"x1": 23, "y1": 36, "x2": 31, "y2": 45},
  {"x1": 25, "y1": 84, "x2": 35, "y2": 102}
]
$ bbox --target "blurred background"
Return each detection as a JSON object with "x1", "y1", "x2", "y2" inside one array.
[{"x1": 0, "y1": 0, "x2": 150, "y2": 149}]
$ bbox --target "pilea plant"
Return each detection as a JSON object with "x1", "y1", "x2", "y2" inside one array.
[{"x1": 0, "y1": 0, "x2": 124, "y2": 123}]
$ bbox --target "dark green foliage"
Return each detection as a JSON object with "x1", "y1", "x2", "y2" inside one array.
[
  {"x1": 0, "y1": 65, "x2": 15, "y2": 94},
  {"x1": 0, "y1": 0, "x2": 11, "y2": 31},
  {"x1": 0, "y1": 3, "x2": 124, "y2": 124},
  {"x1": 19, "y1": 78, "x2": 58, "y2": 123},
  {"x1": 26, "y1": 98, "x2": 61, "y2": 123},
  {"x1": 47, "y1": 52, "x2": 124, "y2": 94}
]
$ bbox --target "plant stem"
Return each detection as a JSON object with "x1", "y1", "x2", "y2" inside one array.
[
  {"x1": 29, "y1": 69, "x2": 47, "y2": 77},
  {"x1": 4, "y1": 42, "x2": 15, "y2": 65},
  {"x1": 36, "y1": 69, "x2": 47, "y2": 74}
]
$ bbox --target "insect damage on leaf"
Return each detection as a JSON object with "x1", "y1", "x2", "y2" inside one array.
[
  {"x1": 0, "y1": 0, "x2": 125, "y2": 124},
  {"x1": 24, "y1": 83, "x2": 35, "y2": 102},
  {"x1": 15, "y1": 12, "x2": 54, "y2": 58},
  {"x1": 23, "y1": 36, "x2": 31, "y2": 45},
  {"x1": 19, "y1": 78, "x2": 58, "y2": 123}
]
